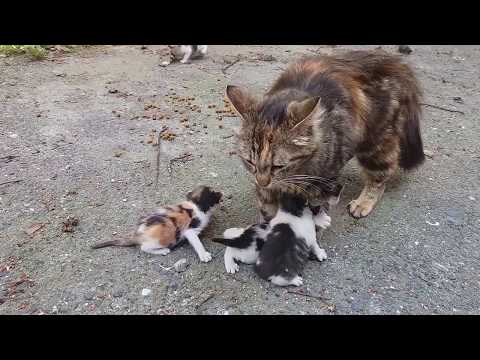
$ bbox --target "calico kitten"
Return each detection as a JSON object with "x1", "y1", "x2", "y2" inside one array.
[
  {"x1": 168, "y1": 45, "x2": 208, "y2": 64},
  {"x1": 255, "y1": 193, "x2": 327, "y2": 287},
  {"x1": 212, "y1": 223, "x2": 270, "y2": 274},
  {"x1": 226, "y1": 50, "x2": 424, "y2": 221},
  {"x1": 91, "y1": 185, "x2": 222, "y2": 263}
]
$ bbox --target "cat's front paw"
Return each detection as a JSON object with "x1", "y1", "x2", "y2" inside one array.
[
  {"x1": 180, "y1": 59, "x2": 190, "y2": 64},
  {"x1": 225, "y1": 260, "x2": 239, "y2": 274},
  {"x1": 199, "y1": 251, "x2": 212, "y2": 263},
  {"x1": 314, "y1": 248, "x2": 328, "y2": 262},
  {"x1": 314, "y1": 211, "x2": 331, "y2": 229}
]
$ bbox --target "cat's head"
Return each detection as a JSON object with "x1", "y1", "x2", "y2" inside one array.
[{"x1": 225, "y1": 85, "x2": 326, "y2": 193}]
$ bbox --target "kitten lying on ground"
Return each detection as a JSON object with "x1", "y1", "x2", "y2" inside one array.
[
  {"x1": 168, "y1": 45, "x2": 208, "y2": 64},
  {"x1": 91, "y1": 185, "x2": 222, "y2": 263}
]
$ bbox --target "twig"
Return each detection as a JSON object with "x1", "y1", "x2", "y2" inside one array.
[
  {"x1": 0, "y1": 179, "x2": 23, "y2": 187},
  {"x1": 168, "y1": 153, "x2": 194, "y2": 174},
  {"x1": 420, "y1": 102, "x2": 465, "y2": 115},
  {"x1": 155, "y1": 132, "x2": 161, "y2": 188},
  {"x1": 287, "y1": 289, "x2": 330, "y2": 301},
  {"x1": 222, "y1": 134, "x2": 234, "y2": 139},
  {"x1": 0, "y1": 155, "x2": 17, "y2": 162},
  {"x1": 221, "y1": 56, "x2": 242, "y2": 75},
  {"x1": 195, "y1": 291, "x2": 222, "y2": 311}
]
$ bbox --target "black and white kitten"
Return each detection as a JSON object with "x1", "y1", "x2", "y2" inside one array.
[
  {"x1": 254, "y1": 193, "x2": 327, "y2": 287},
  {"x1": 212, "y1": 223, "x2": 270, "y2": 273},
  {"x1": 168, "y1": 45, "x2": 208, "y2": 64},
  {"x1": 214, "y1": 186, "x2": 343, "y2": 277}
]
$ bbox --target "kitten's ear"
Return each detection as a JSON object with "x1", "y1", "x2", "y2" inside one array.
[{"x1": 225, "y1": 85, "x2": 257, "y2": 120}]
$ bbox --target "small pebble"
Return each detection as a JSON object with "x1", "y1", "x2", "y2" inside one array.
[
  {"x1": 174, "y1": 258, "x2": 188, "y2": 273},
  {"x1": 468, "y1": 196, "x2": 476, "y2": 201},
  {"x1": 141, "y1": 288, "x2": 152, "y2": 297}
]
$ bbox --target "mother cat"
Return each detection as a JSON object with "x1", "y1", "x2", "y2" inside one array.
[{"x1": 226, "y1": 50, "x2": 425, "y2": 221}]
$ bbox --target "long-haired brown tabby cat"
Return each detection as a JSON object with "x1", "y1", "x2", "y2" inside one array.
[{"x1": 226, "y1": 50, "x2": 425, "y2": 221}]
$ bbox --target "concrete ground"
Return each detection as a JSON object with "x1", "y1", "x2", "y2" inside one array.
[{"x1": 1, "y1": 45, "x2": 479, "y2": 315}]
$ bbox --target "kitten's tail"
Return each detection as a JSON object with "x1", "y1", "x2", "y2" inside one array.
[
  {"x1": 91, "y1": 236, "x2": 140, "y2": 249},
  {"x1": 211, "y1": 237, "x2": 238, "y2": 247}
]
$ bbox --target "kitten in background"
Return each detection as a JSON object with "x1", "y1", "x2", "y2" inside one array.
[
  {"x1": 91, "y1": 185, "x2": 222, "y2": 263},
  {"x1": 168, "y1": 45, "x2": 208, "y2": 64}
]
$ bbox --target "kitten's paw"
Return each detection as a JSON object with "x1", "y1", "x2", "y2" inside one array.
[
  {"x1": 290, "y1": 276, "x2": 304, "y2": 287},
  {"x1": 199, "y1": 251, "x2": 212, "y2": 263},
  {"x1": 225, "y1": 260, "x2": 239, "y2": 274},
  {"x1": 314, "y1": 212, "x2": 332, "y2": 229},
  {"x1": 314, "y1": 248, "x2": 328, "y2": 262},
  {"x1": 180, "y1": 59, "x2": 190, "y2": 64}
]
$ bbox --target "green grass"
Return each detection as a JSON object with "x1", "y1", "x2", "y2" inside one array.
[
  {"x1": 0, "y1": 45, "x2": 50, "y2": 59},
  {"x1": 0, "y1": 45, "x2": 88, "y2": 60}
]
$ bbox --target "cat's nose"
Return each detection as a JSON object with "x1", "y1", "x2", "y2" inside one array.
[{"x1": 255, "y1": 174, "x2": 271, "y2": 187}]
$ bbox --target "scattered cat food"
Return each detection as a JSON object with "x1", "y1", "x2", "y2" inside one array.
[
  {"x1": 160, "y1": 129, "x2": 176, "y2": 141},
  {"x1": 146, "y1": 130, "x2": 158, "y2": 145},
  {"x1": 62, "y1": 217, "x2": 79, "y2": 233}
]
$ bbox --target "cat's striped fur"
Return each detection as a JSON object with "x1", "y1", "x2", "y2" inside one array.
[{"x1": 226, "y1": 50, "x2": 424, "y2": 220}]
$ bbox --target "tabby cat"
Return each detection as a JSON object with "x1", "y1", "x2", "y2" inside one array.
[{"x1": 225, "y1": 50, "x2": 424, "y2": 221}]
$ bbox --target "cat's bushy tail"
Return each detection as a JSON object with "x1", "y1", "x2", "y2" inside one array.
[{"x1": 399, "y1": 73, "x2": 425, "y2": 170}]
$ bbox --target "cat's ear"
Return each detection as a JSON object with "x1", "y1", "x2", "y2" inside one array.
[
  {"x1": 288, "y1": 97, "x2": 324, "y2": 146},
  {"x1": 225, "y1": 85, "x2": 257, "y2": 120},
  {"x1": 287, "y1": 97, "x2": 320, "y2": 123}
]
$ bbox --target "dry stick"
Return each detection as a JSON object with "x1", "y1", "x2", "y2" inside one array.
[
  {"x1": 168, "y1": 153, "x2": 194, "y2": 174},
  {"x1": 155, "y1": 132, "x2": 161, "y2": 189},
  {"x1": 195, "y1": 292, "x2": 221, "y2": 310},
  {"x1": 287, "y1": 289, "x2": 331, "y2": 301},
  {"x1": 420, "y1": 102, "x2": 465, "y2": 115},
  {"x1": 221, "y1": 56, "x2": 242, "y2": 75},
  {"x1": 0, "y1": 180, "x2": 23, "y2": 186}
]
